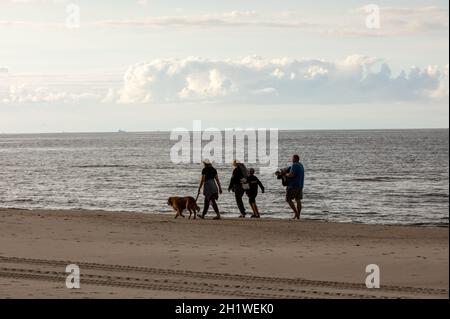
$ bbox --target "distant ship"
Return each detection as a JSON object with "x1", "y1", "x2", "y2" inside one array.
[{"x1": 118, "y1": 129, "x2": 127, "y2": 133}]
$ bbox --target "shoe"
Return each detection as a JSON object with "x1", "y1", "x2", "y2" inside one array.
[
  {"x1": 213, "y1": 216, "x2": 221, "y2": 220},
  {"x1": 239, "y1": 214, "x2": 246, "y2": 218}
]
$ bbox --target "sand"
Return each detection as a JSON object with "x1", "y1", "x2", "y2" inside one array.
[{"x1": 0, "y1": 208, "x2": 448, "y2": 299}]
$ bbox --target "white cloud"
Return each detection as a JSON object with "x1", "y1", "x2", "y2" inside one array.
[
  {"x1": 351, "y1": 6, "x2": 449, "y2": 35},
  {"x1": 111, "y1": 56, "x2": 448, "y2": 105},
  {"x1": 426, "y1": 64, "x2": 449, "y2": 101},
  {"x1": 136, "y1": 0, "x2": 148, "y2": 6},
  {"x1": 1, "y1": 57, "x2": 446, "y2": 106},
  {"x1": 251, "y1": 87, "x2": 278, "y2": 96},
  {"x1": 1, "y1": 84, "x2": 100, "y2": 104},
  {"x1": 5, "y1": 0, "x2": 68, "y2": 3},
  {"x1": 1, "y1": 6, "x2": 447, "y2": 37},
  {"x1": 0, "y1": 71, "x2": 121, "y2": 105},
  {"x1": 178, "y1": 69, "x2": 235, "y2": 100},
  {"x1": 0, "y1": 20, "x2": 65, "y2": 28},
  {"x1": 88, "y1": 6, "x2": 449, "y2": 37}
]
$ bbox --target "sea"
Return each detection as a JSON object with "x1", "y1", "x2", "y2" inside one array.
[{"x1": 0, "y1": 129, "x2": 448, "y2": 226}]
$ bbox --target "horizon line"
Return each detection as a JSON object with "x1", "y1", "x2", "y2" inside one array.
[{"x1": 0, "y1": 127, "x2": 448, "y2": 135}]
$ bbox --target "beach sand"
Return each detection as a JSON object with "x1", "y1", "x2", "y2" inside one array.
[{"x1": 0, "y1": 208, "x2": 448, "y2": 299}]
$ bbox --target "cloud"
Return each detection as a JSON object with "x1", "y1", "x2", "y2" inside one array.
[
  {"x1": 351, "y1": 6, "x2": 449, "y2": 35},
  {"x1": 1, "y1": 57, "x2": 446, "y2": 106},
  {"x1": 0, "y1": 71, "x2": 120, "y2": 105},
  {"x1": 1, "y1": 6, "x2": 447, "y2": 37},
  {"x1": 91, "y1": 11, "x2": 285, "y2": 29},
  {"x1": 87, "y1": 6, "x2": 449, "y2": 37},
  {"x1": 111, "y1": 56, "x2": 448, "y2": 105},
  {"x1": 0, "y1": 20, "x2": 65, "y2": 28},
  {"x1": 136, "y1": 0, "x2": 149, "y2": 6},
  {"x1": 1, "y1": 84, "x2": 100, "y2": 104},
  {"x1": 5, "y1": 0, "x2": 68, "y2": 3},
  {"x1": 426, "y1": 64, "x2": 449, "y2": 101}
]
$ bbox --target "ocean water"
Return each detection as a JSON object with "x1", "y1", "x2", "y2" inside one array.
[{"x1": 0, "y1": 130, "x2": 448, "y2": 226}]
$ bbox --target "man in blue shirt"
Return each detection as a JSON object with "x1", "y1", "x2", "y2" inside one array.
[{"x1": 284, "y1": 154, "x2": 305, "y2": 220}]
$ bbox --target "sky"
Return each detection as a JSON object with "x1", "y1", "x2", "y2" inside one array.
[{"x1": 0, "y1": 0, "x2": 448, "y2": 133}]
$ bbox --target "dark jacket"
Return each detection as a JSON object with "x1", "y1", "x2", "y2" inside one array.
[
  {"x1": 246, "y1": 175, "x2": 265, "y2": 197},
  {"x1": 229, "y1": 167, "x2": 244, "y2": 191}
]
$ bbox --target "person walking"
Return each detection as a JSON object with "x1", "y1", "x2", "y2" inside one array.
[
  {"x1": 281, "y1": 155, "x2": 305, "y2": 220},
  {"x1": 198, "y1": 159, "x2": 223, "y2": 220},
  {"x1": 246, "y1": 168, "x2": 265, "y2": 218},
  {"x1": 228, "y1": 160, "x2": 249, "y2": 218}
]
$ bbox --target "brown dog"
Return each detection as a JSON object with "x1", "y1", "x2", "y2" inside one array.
[{"x1": 167, "y1": 196, "x2": 200, "y2": 219}]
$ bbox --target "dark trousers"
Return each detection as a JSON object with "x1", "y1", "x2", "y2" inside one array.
[
  {"x1": 203, "y1": 194, "x2": 219, "y2": 216},
  {"x1": 234, "y1": 185, "x2": 246, "y2": 215}
]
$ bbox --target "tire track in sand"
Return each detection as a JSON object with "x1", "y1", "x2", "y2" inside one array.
[{"x1": 0, "y1": 256, "x2": 446, "y2": 299}]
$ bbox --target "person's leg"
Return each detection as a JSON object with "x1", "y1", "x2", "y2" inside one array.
[
  {"x1": 201, "y1": 197, "x2": 210, "y2": 218},
  {"x1": 248, "y1": 195, "x2": 258, "y2": 217},
  {"x1": 253, "y1": 194, "x2": 260, "y2": 217},
  {"x1": 295, "y1": 199, "x2": 302, "y2": 219},
  {"x1": 287, "y1": 200, "x2": 298, "y2": 217},
  {"x1": 211, "y1": 199, "x2": 221, "y2": 219},
  {"x1": 235, "y1": 186, "x2": 246, "y2": 217},
  {"x1": 251, "y1": 203, "x2": 260, "y2": 218},
  {"x1": 286, "y1": 189, "x2": 298, "y2": 218},
  {"x1": 295, "y1": 188, "x2": 303, "y2": 219},
  {"x1": 249, "y1": 200, "x2": 257, "y2": 217},
  {"x1": 254, "y1": 202, "x2": 260, "y2": 217}
]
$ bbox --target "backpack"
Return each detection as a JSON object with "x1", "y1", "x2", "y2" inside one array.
[{"x1": 237, "y1": 163, "x2": 250, "y2": 190}]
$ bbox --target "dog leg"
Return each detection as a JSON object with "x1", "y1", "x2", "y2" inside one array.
[{"x1": 194, "y1": 207, "x2": 200, "y2": 219}]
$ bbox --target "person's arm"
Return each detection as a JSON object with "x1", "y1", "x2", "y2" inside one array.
[
  {"x1": 285, "y1": 166, "x2": 295, "y2": 178},
  {"x1": 215, "y1": 175, "x2": 223, "y2": 194},
  {"x1": 228, "y1": 169, "x2": 236, "y2": 192},
  {"x1": 257, "y1": 178, "x2": 265, "y2": 193},
  {"x1": 198, "y1": 175, "x2": 205, "y2": 194},
  {"x1": 228, "y1": 177, "x2": 234, "y2": 192}
]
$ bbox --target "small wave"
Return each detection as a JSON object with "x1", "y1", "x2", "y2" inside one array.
[
  {"x1": 352, "y1": 176, "x2": 405, "y2": 182},
  {"x1": 72, "y1": 165, "x2": 134, "y2": 168},
  {"x1": 420, "y1": 193, "x2": 449, "y2": 198},
  {"x1": 0, "y1": 199, "x2": 34, "y2": 203},
  {"x1": 386, "y1": 193, "x2": 449, "y2": 198}
]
